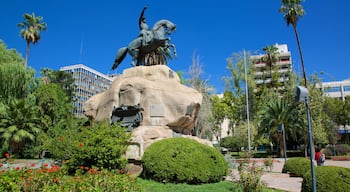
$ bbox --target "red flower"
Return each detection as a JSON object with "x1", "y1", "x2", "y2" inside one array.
[
  {"x1": 80, "y1": 166, "x2": 84, "y2": 169},
  {"x1": 4, "y1": 153, "x2": 10, "y2": 158},
  {"x1": 43, "y1": 163, "x2": 48, "y2": 167},
  {"x1": 54, "y1": 177, "x2": 59, "y2": 183},
  {"x1": 30, "y1": 163, "x2": 35, "y2": 167},
  {"x1": 15, "y1": 167, "x2": 20, "y2": 171},
  {"x1": 0, "y1": 163, "x2": 3, "y2": 167},
  {"x1": 89, "y1": 168, "x2": 95, "y2": 174},
  {"x1": 79, "y1": 143, "x2": 84, "y2": 147}
]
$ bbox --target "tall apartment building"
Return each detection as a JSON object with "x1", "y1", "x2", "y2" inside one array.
[
  {"x1": 60, "y1": 64, "x2": 116, "y2": 117},
  {"x1": 250, "y1": 44, "x2": 293, "y2": 88},
  {"x1": 317, "y1": 79, "x2": 350, "y2": 101}
]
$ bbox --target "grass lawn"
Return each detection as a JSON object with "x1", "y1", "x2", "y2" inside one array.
[
  {"x1": 138, "y1": 179, "x2": 239, "y2": 192},
  {"x1": 138, "y1": 178, "x2": 284, "y2": 192}
]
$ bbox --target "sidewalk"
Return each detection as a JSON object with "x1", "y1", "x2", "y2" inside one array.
[{"x1": 226, "y1": 158, "x2": 350, "y2": 192}]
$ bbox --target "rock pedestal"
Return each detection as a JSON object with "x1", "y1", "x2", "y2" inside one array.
[{"x1": 83, "y1": 65, "x2": 212, "y2": 160}]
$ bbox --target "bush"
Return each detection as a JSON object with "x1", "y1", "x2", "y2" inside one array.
[
  {"x1": 141, "y1": 137, "x2": 228, "y2": 184},
  {"x1": 0, "y1": 165, "x2": 140, "y2": 192},
  {"x1": 282, "y1": 157, "x2": 311, "y2": 177},
  {"x1": 238, "y1": 159, "x2": 266, "y2": 192},
  {"x1": 302, "y1": 166, "x2": 350, "y2": 192},
  {"x1": 43, "y1": 120, "x2": 131, "y2": 174},
  {"x1": 324, "y1": 144, "x2": 349, "y2": 157}
]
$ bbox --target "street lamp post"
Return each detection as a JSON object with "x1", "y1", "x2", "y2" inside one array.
[
  {"x1": 296, "y1": 86, "x2": 316, "y2": 192},
  {"x1": 244, "y1": 50, "x2": 251, "y2": 152}
]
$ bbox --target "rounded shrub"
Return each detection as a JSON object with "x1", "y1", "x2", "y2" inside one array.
[
  {"x1": 302, "y1": 166, "x2": 350, "y2": 192},
  {"x1": 141, "y1": 137, "x2": 228, "y2": 184},
  {"x1": 282, "y1": 157, "x2": 310, "y2": 177}
]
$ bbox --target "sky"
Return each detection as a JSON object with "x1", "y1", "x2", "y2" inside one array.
[{"x1": 1, "y1": 0, "x2": 349, "y2": 93}]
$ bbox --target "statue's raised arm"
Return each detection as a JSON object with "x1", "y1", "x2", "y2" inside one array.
[{"x1": 139, "y1": 6, "x2": 148, "y2": 30}]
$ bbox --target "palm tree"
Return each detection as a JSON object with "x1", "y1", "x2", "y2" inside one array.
[
  {"x1": 262, "y1": 45, "x2": 279, "y2": 87},
  {"x1": 0, "y1": 98, "x2": 41, "y2": 155},
  {"x1": 279, "y1": 0, "x2": 306, "y2": 87},
  {"x1": 17, "y1": 12, "x2": 47, "y2": 67},
  {"x1": 259, "y1": 98, "x2": 301, "y2": 157}
]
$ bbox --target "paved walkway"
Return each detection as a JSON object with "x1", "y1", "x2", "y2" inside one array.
[{"x1": 226, "y1": 158, "x2": 350, "y2": 192}]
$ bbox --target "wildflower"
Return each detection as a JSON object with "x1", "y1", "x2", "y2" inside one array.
[
  {"x1": 80, "y1": 166, "x2": 84, "y2": 169},
  {"x1": 43, "y1": 163, "x2": 48, "y2": 167},
  {"x1": 31, "y1": 163, "x2": 35, "y2": 167},
  {"x1": 90, "y1": 168, "x2": 95, "y2": 174},
  {"x1": 25, "y1": 182, "x2": 30, "y2": 187},
  {"x1": 79, "y1": 143, "x2": 84, "y2": 147},
  {"x1": 5, "y1": 153, "x2": 10, "y2": 158},
  {"x1": 15, "y1": 166, "x2": 20, "y2": 171},
  {"x1": 54, "y1": 177, "x2": 59, "y2": 183},
  {"x1": 0, "y1": 163, "x2": 2, "y2": 167}
]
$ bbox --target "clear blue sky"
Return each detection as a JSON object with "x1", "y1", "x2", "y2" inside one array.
[{"x1": 1, "y1": 0, "x2": 349, "y2": 93}]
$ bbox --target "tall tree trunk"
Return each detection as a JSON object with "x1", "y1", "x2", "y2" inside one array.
[
  {"x1": 293, "y1": 24, "x2": 316, "y2": 158},
  {"x1": 25, "y1": 41, "x2": 30, "y2": 67},
  {"x1": 293, "y1": 24, "x2": 307, "y2": 87}
]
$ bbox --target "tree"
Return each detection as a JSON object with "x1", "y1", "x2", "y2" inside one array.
[
  {"x1": 0, "y1": 97, "x2": 41, "y2": 156},
  {"x1": 262, "y1": 45, "x2": 279, "y2": 87},
  {"x1": 39, "y1": 68, "x2": 76, "y2": 102},
  {"x1": 185, "y1": 52, "x2": 216, "y2": 139},
  {"x1": 33, "y1": 83, "x2": 73, "y2": 132},
  {"x1": 0, "y1": 40, "x2": 24, "y2": 66},
  {"x1": 17, "y1": 12, "x2": 47, "y2": 67},
  {"x1": 279, "y1": 0, "x2": 306, "y2": 86},
  {"x1": 0, "y1": 40, "x2": 36, "y2": 104},
  {"x1": 258, "y1": 97, "x2": 302, "y2": 157}
]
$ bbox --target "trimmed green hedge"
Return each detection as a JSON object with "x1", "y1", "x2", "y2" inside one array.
[
  {"x1": 141, "y1": 137, "x2": 228, "y2": 184},
  {"x1": 302, "y1": 166, "x2": 350, "y2": 192},
  {"x1": 282, "y1": 157, "x2": 311, "y2": 177}
]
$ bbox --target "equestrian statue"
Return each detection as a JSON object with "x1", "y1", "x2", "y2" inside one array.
[{"x1": 112, "y1": 6, "x2": 177, "y2": 70}]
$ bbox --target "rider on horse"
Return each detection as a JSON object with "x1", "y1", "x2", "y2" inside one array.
[{"x1": 139, "y1": 6, "x2": 152, "y2": 46}]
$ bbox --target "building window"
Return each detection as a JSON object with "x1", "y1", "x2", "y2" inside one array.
[
  {"x1": 324, "y1": 86, "x2": 341, "y2": 93},
  {"x1": 344, "y1": 86, "x2": 350, "y2": 92}
]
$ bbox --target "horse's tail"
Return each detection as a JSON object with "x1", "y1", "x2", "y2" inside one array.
[{"x1": 112, "y1": 47, "x2": 128, "y2": 70}]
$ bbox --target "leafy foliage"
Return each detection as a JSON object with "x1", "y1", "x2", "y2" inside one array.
[
  {"x1": 282, "y1": 157, "x2": 311, "y2": 177},
  {"x1": 141, "y1": 138, "x2": 227, "y2": 184},
  {"x1": 0, "y1": 41, "x2": 36, "y2": 104},
  {"x1": 0, "y1": 40, "x2": 24, "y2": 66},
  {"x1": 302, "y1": 166, "x2": 350, "y2": 192},
  {"x1": 0, "y1": 97, "x2": 41, "y2": 156},
  {"x1": 43, "y1": 120, "x2": 131, "y2": 173},
  {"x1": 17, "y1": 12, "x2": 47, "y2": 66},
  {"x1": 0, "y1": 165, "x2": 140, "y2": 192},
  {"x1": 33, "y1": 83, "x2": 73, "y2": 132},
  {"x1": 238, "y1": 159, "x2": 266, "y2": 192},
  {"x1": 39, "y1": 68, "x2": 76, "y2": 102}
]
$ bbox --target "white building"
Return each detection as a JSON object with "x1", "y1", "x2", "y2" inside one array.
[
  {"x1": 318, "y1": 78, "x2": 350, "y2": 101},
  {"x1": 250, "y1": 43, "x2": 293, "y2": 88},
  {"x1": 60, "y1": 64, "x2": 116, "y2": 117}
]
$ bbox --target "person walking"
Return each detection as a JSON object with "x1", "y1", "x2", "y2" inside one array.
[{"x1": 315, "y1": 147, "x2": 325, "y2": 166}]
